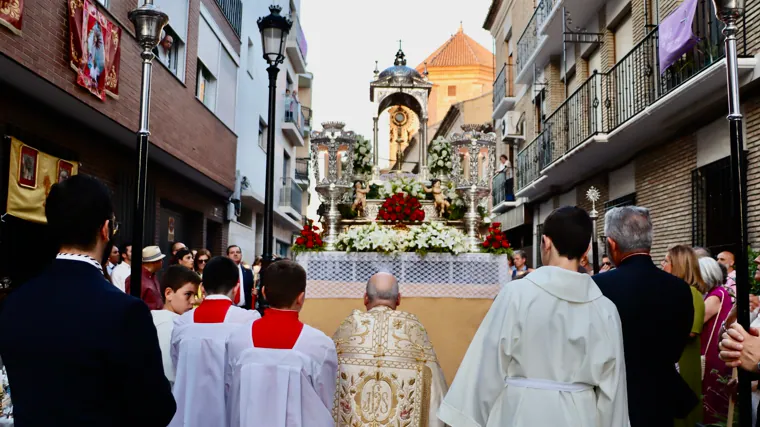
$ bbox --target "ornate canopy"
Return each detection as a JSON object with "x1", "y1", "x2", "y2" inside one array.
[{"x1": 370, "y1": 48, "x2": 432, "y2": 120}]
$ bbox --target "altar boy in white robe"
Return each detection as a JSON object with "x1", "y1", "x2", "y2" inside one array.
[
  {"x1": 438, "y1": 206, "x2": 629, "y2": 427},
  {"x1": 226, "y1": 259, "x2": 337, "y2": 427},
  {"x1": 170, "y1": 256, "x2": 260, "y2": 427}
]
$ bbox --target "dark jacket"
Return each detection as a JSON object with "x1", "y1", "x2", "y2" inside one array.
[
  {"x1": 241, "y1": 265, "x2": 254, "y2": 310},
  {"x1": 0, "y1": 259, "x2": 176, "y2": 427},
  {"x1": 593, "y1": 254, "x2": 697, "y2": 427}
]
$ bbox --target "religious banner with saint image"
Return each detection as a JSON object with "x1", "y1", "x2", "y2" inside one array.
[
  {"x1": 0, "y1": 0, "x2": 22, "y2": 35},
  {"x1": 6, "y1": 137, "x2": 79, "y2": 224},
  {"x1": 68, "y1": 0, "x2": 121, "y2": 100}
]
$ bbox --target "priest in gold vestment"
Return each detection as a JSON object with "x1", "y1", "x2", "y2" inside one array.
[{"x1": 332, "y1": 272, "x2": 449, "y2": 427}]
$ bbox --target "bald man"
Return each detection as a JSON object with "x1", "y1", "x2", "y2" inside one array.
[
  {"x1": 332, "y1": 273, "x2": 448, "y2": 427},
  {"x1": 717, "y1": 251, "x2": 737, "y2": 301}
]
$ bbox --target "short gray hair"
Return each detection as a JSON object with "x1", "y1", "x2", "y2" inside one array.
[
  {"x1": 366, "y1": 272, "x2": 399, "y2": 302},
  {"x1": 699, "y1": 257, "x2": 724, "y2": 292},
  {"x1": 513, "y1": 250, "x2": 526, "y2": 259},
  {"x1": 604, "y1": 206, "x2": 653, "y2": 253}
]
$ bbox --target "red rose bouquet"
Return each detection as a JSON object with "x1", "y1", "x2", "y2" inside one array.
[
  {"x1": 293, "y1": 219, "x2": 325, "y2": 254},
  {"x1": 481, "y1": 222, "x2": 513, "y2": 255},
  {"x1": 377, "y1": 193, "x2": 425, "y2": 223}
]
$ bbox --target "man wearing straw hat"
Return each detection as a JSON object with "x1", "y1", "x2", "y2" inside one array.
[{"x1": 126, "y1": 246, "x2": 167, "y2": 310}]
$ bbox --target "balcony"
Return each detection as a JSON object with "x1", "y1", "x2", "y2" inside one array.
[
  {"x1": 286, "y1": 13, "x2": 308, "y2": 74},
  {"x1": 516, "y1": 1, "x2": 757, "y2": 199},
  {"x1": 215, "y1": 0, "x2": 242, "y2": 37},
  {"x1": 295, "y1": 157, "x2": 310, "y2": 189},
  {"x1": 283, "y1": 99, "x2": 306, "y2": 147},
  {"x1": 492, "y1": 63, "x2": 516, "y2": 119},
  {"x1": 492, "y1": 170, "x2": 517, "y2": 214},
  {"x1": 301, "y1": 105, "x2": 312, "y2": 138},
  {"x1": 279, "y1": 178, "x2": 303, "y2": 220}
]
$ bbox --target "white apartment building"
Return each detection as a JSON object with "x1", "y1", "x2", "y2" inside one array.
[{"x1": 228, "y1": 0, "x2": 313, "y2": 265}]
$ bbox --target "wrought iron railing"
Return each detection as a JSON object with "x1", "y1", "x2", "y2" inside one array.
[
  {"x1": 517, "y1": 132, "x2": 549, "y2": 191},
  {"x1": 279, "y1": 178, "x2": 303, "y2": 213},
  {"x1": 493, "y1": 63, "x2": 515, "y2": 111},
  {"x1": 295, "y1": 158, "x2": 310, "y2": 182},
  {"x1": 284, "y1": 100, "x2": 303, "y2": 133},
  {"x1": 515, "y1": 0, "x2": 556, "y2": 77},
  {"x1": 492, "y1": 169, "x2": 516, "y2": 206},
  {"x1": 605, "y1": 29, "x2": 658, "y2": 132},
  {"x1": 287, "y1": 12, "x2": 308, "y2": 61},
  {"x1": 536, "y1": 0, "x2": 557, "y2": 31},
  {"x1": 215, "y1": 0, "x2": 242, "y2": 37}
]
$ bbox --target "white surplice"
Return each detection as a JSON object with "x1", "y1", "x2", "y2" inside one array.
[
  {"x1": 438, "y1": 266, "x2": 629, "y2": 427},
  {"x1": 169, "y1": 296, "x2": 260, "y2": 427},
  {"x1": 225, "y1": 321, "x2": 338, "y2": 427},
  {"x1": 151, "y1": 309, "x2": 179, "y2": 385}
]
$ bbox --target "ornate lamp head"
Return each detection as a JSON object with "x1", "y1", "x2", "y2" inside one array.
[
  {"x1": 712, "y1": 0, "x2": 744, "y2": 23},
  {"x1": 257, "y1": 5, "x2": 292, "y2": 66},
  {"x1": 128, "y1": 0, "x2": 169, "y2": 53}
]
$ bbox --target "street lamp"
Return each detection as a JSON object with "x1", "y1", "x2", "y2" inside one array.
[
  {"x1": 127, "y1": 0, "x2": 168, "y2": 298},
  {"x1": 712, "y1": 0, "x2": 749, "y2": 424}
]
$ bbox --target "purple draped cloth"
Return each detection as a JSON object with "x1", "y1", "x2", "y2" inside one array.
[{"x1": 658, "y1": 0, "x2": 700, "y2": 74}]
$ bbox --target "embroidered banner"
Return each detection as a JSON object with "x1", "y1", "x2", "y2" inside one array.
[
  {"x1": 68, "y1": 0, "x2": 121, "y2": 100},
  {"x1": 658, "y1": 0, "x2": 699, "y2": 74},
  {"x1": 0, "y1": 0, "x2": 22, "y2": 35},
  {"x1": 6, "y1": 137, "x2": 79, "y2": 224}
]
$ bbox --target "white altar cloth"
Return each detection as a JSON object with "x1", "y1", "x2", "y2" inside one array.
[{"x1": 296, "y1": 252, "x2": 509, "y2": 299}]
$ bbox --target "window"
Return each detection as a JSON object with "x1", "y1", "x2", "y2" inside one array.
[
  {"x1": 196, "y1": 60, "x2": 217, "y2": 110},
  {"x1": 282, "y1": 152, "x2": 291, "y2": 179},
  {"x1": 604, "y1": 193, "x2": 636, "y2": 211},
  {"x1": 692, "y1": 157, "x2": 733, "y2": 254},
  {"x1": 534, "y1": 89, "x2": 546, "y2": 132},
  {"x1": 96, "y1": 0, "x2": 109, "y2": 7},
  {"x1": 614, "y1": 12, "x2": 634, "y2": 62},
  {"x1": 258, "y1": 119, "x2": 268, "y2": 153},
  {"x1": 448, "y1": 85, "x2": 457, "y2": 97},
  {"x1": 276, "y1": 240, "x2": 290, "y2": 258},
  {"x1": 247, "y1": 38, "x2": 255, "y2": 78},
  {"x1": 196, "y1": 12, "x2": 239, "y2": 129},
  {"x1": 152, "y1": 0, "x2": 189, "y2": 80}
]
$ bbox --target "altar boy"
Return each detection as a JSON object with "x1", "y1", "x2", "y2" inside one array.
[
  {"x1": 170, "y1": 257, "x2": 260, "y2": 427},
  {"x1": 226, "y1": 260, "x2": 337, "y2": 427}
]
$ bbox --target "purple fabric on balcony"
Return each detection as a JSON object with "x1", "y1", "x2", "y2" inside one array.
[{"x1": 658, "y1": 0, "x2": 699, "y2": 74}]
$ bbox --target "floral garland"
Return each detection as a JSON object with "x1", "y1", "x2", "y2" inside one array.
[
  {"x1": 377, "y1": 194, "x2": 425, "y2": 223},
  {"x1": 481, "y1": 222, "x2": 513, "y2": 255},
  {"x1": 405, "y1": 222, "x2": 466, "y2": 255},
  {"x1": 353, "y1": 136, "x2": 373, "y2": 176},
  {"x1": 428, "y1": 136, "x2": 454, "y2": 176},
  {"x1": 377, "y1": 176, "x2": 425, "y2": 199},
  {"x1": 337, "y1": 222, "x2": 466, "y2": 255},
  {"x1": 293, "y1": 219, "x2": 325, "y2": 254}
]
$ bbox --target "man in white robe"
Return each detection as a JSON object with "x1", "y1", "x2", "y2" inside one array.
[
  {"x1": 333, "y1": 272, "x2": 448, "y2": 427},
  {"x1": 226, "y1": 259, "x2": 337, "y2": 427},
  {"x1": 438, "y1": 206, "x2": 629, "y2": 427},
  {"x1": 170, "y1": 257, "x2": 259, "y2": 427}
]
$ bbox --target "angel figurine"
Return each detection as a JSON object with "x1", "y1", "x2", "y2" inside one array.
[
  {"x1": 351, "y1": 181, "x2": 370, "y2": 215},
  {"x1": 424, "y1": 179, "x2": 450, "y2": 217}
]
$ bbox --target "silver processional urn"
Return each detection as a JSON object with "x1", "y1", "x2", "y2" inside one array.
[
  {"x1": 311, "y1": 122, "x2": 356, "y2": 250},
  {"x1": 451, "y1": 125, "x2": 497, "y2": 252}
]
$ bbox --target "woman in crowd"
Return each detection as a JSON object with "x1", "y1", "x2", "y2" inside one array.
[
  {"x1": 174, "y1": 248, "x2": 195, "y2": 271},
  {"x1": 194, "y1": 249, "x2": 211, "y2": 278},
  {"x1": 699, "y1": 256, "x2": 732, "y2": 423},
  {"x1": 663, "y1": 244, "x2": 707, "y2": 427}
]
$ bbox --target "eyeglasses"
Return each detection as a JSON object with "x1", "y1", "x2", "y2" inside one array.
[
  {"x1": 602, "y1": 262, "x2": 612, "y2": 267},
  {"x1": 197, "y1": 259, "x2": 208, "y2": 264},
  {"x1": 109, "y1": 217, "x2": 120, "y2": 237}
]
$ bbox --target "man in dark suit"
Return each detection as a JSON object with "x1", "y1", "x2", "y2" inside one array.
[
  {"x1": 0, "y1": 175, "x2": 176, "y2": 426},
  {"x1": 227, "y1": 244, "x2": 255, "y2": 309},
  {"x1": 593, "y1": 206, "x2": 696, "y2": 427}
]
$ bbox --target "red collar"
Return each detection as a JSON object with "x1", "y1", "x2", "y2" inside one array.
[
  {"x1": 252, "y1": 308, "x2": 303, "y2": 349},
  {"x1": 194, "y1": 298, "x2": 233, "y2": 323}
]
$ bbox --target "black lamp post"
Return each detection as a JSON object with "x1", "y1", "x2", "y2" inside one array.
[
  {"x1": 712, "y1": 0, "x2": 749, "y2": 424},
  {"x1": 257, "y1": 5, "x2": 292, "y2": 267},
  {"x1": 127, "y1": 0, "x2": 168, "y2": 298}
]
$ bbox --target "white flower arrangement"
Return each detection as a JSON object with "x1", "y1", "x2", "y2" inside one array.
[
  {"x1": 337, "y1": 222, "x2": 466, "y2": 255},
  {"x1": 377, "y1": 176, "x2": 425, "y2": 200},
  {"x1": 352, "y1": 136, "x2": 373, "y2": 176},
  {"x1": 336, "y1": 222, "x2": 408, "y2": 254},
  {"x1": 404, "y1": 222, "x2": 466, "y2": 255},
  {"x1": 428, "y1": 137, "x2": 454, "y2": 176}
]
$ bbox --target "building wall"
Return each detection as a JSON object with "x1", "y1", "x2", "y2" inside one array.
[
  {"x1": 0, "y1": 0, "x2": 239, "y2": 190},
  {"x1": 426, "y1": 66, "x2": 495, "y2": 126}
]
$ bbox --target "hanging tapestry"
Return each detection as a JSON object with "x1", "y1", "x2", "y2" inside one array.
[
  {"x1": 6, "y1": 137, "x2": 79, "y2": 224},
  {"x1": 68, "y1": 0, "x2": 121, "y2": 100},
  {"x1": 0, "y1": 0, "x2": 22, "y2": 35}
]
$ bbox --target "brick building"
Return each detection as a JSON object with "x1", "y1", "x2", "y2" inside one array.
[
  {"x1": 0, "y1": 0, "x2": 243, "y2": 286},
  {"x1": 484, "y1": 0, "x2": 760, "y2": 266}
]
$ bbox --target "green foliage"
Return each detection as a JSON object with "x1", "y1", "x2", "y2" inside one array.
[
  {"x1": 338, "y1": 204, "x2": 358, "y2": 220},
  {"x1": 750, "y1": 246, "x2": 760, "y2": 295}
]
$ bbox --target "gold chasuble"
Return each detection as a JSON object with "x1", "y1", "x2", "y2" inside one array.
[{"x1": 333, "y1": 306, "x2": 449, "y2": 427}]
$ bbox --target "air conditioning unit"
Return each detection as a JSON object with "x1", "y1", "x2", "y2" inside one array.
[{"x1": 503, "y1": 111, "x2": 525, "y2": 141}]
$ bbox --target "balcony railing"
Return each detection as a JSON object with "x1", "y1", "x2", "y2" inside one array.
[
  {"x1": 492, "y1": 169, "x2": 516, "y2": 206},
  {"x1": 543, "y1": 72, "x2": 605, "y2": 166},
  {"x1": 288, "y1": 13, "x2": 308, "y2": 61},
  {"x1": 215, "y1": 0, "x2": 242, "y2": 37},
  {"x1": 517, "y1": 131, "x2": 549, "y2": 190},
  {"x1": 280, "y1": 178, "x2": 303, "y2": 213},
  {"x1": 493, "y1": 63, "x2": 515, "y2": 111},
  {"x1": 295, "y1": 157, "x2": 310, "y2": 182},
  {"x1": 515, "y1": 0, "x2": 555, "y2": 77},
  {"x1": 284, "y1": 99, "x2": 303, "y2": 133}
]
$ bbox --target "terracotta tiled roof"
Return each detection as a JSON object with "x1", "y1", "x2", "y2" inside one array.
[{"x1": 417, "y1": 27, "x2": 494, "y2": 70}]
